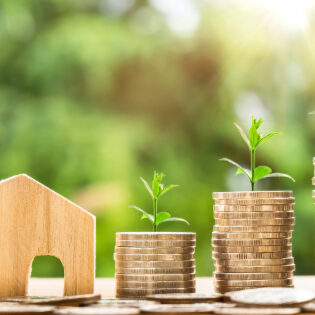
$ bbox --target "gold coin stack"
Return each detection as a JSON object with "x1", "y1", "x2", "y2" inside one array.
[
  {"x1": 212, "y1": 191, "x2": 295, "y2": 294},
  {"x1": 114, "y1": 232, "x2": 196, "y2": 298}
]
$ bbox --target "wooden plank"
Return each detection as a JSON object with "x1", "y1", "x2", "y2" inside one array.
[{"x1": 0, "y1": 174, "x2": 95, "y2": 297}]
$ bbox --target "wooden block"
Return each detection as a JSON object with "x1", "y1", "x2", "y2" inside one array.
[{"x1": 0, "y1": 174, "x2": 95, "y2": 297}]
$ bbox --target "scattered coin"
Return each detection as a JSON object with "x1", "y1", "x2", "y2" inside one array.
[
  {"x1": 214, "y1": 211, "x2": 294, "y2": 219},
  {"x1": 212, "y1": 232, "x2": 291, "y2": 239},
  {"x1": 115, "y1": 240, "x2": 196, "y2": 248},
  {"x1": 212, "y1": 251, "x2": 292, "y2": 260},
  {"x1": 213, "y1": 225, "x2": 294, "y2": 233},
  {"x1": 115, "y1": 260, "x2": 195, "y2": 269},
  {"x1": 116, "y1": 232, "x2": 196, "y2": 241},
  {"x1": 213, "y1": 307, "x2": 300, "y2": 315},
  {"x1": 115, "y1": 267, "x2": 195, "y2": 275},
  {"x1": 301, "y1": 302, "x2": 315, "y2": 313},
  {"x1": 214, "y1": 264, "x2": 295, "y2": 273},
  {"x1": 116, "y1": 279, "x2": 196, "y2": 289},
  {"x1": 140, "y1": 303, "x2": 215, "y2": 314},
  {"x1": 215, "y1": 218, "x2": 295, "y2": 226},
  {"x1": 93, "y1": 299, "x2": 158, "y2": 308},
  {"x1": 214, "y1": 272, "x2": 293, "y2": 280},
  {"x1": 212, "y1": 238, "x2": 291, "y2": 247},
  {"x1": 115, "y1": 273, "x2": 195, "y2": 281},
  {"x1": 114, "y1": 253, "x2": 194, "y2": 261},
  {"x1": 213, "y1": 205, "x2": 294, "y2": 212},
  {"x1": 229, "y1": 287, "x2": 315, "y2": 306},
  {"x1": 115, "y1": 247, "x2": 195, "y2": 255},
  {"x1": 0, "y1": 294, "x2": 101, "y2": 306},
  {"x1": 54, "y1": 307, "x2": 139, "y2": 314},
  {"x1": 213, "y1": 258, "x2": 294, "y2": 266},
  {"x1": 146, "y1": 293, "x2": 223, "y2": 304},
  {"x1": 215, "y1": 279, "x2": 293, "y2": 287},
  {"x1": 0, "y1": 305, "x2": 55, "y2": 314},
  {"x1": 116, "y1": 287, "x2": 195, "y2": 297},
  {"x1": 213, "y1": 191, "x2": 293, "y2": 199}
]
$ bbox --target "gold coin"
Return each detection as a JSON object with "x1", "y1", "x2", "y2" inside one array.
[
  {"x1": 115, "y1": 273, "x2": 195, "y2": 282},
  {"x1": 0, "y1": 305, "x2": 56, "y2": 314},
  {"x1": 212, "y1": 238, "x2": 291, "y2": 247},
  {"x1": 115, "y1": 267, "x2": 195, "y2": 275},
  {"x1": 115, "y1": 247, "x2": 195, "y2": 255},
  {"x1": 213, "y1": 191, "x2": 293, "y2": 199},
  {"x1": 116, "y1": 240, "x2": 196, "y2": 248},
  {"x1": 212, "y1": 245, "x2": 292, "y2": 253},
  {"x1": 146, "y1": 293, "x2": 223, "y2": 304},
  {"x1": 116, "y1": 232, "x2": 195, "y2": 241},
  {"x1": 212, "y1": 251, "x2": 291, "y2": 260},
  {"x1": 213, "y1": 272, "x2": 293, "y2": 280},
  {"x1": 214, "y1": 264, "x2": 295, "y2": 273},
  {"x1": 212, "y1": 232, "x2": 291, "y2": 239},
  {"x1": 214, "y1": 211, "x2": 294, "y2": 219},
  {"x1": 140, "y1": 304, "x2": 215, "y2": 314},
  {"x1": 214, "y1": 218, "x2": 295, "y2": 226},
  {"x1": 116, "y1": 287, "x2": 195, "y2": 298},
  {"x1": 114, "y1": 253, "x2": 194, "y2": 261},
  {"x1": 229, "y1": 287, "x2": 315, "y2": 306},
  {"x1": 213, "y1": 225, "x2": 294, "y2": 233},
  {"x1": 215, "y1": 286, "x2": 294, "y2": 294},
  {"x1": 214, "y1": 198, "x2": 295, "y2": 205},
  {"x1": 213, "y1": 306, "x2": 300, "y2": 315},
  {"x1": 116, "y1": 280, "x2": 196, "y2": 289},
  {"x1": 213, "y1": 257, "x2": 294, "y2": 266},
  {"x1": 214, "y1": 204, "x2": 294, "y2": 212},
  {"x1": 115, "y1": 260, "x2": 195, "y2": 269},
  {"x1": 215, "y1": 279, "x2": 293, "y2": 287}
]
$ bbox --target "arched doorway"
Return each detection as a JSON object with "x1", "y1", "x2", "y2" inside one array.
[{"x1": 28, "y1": 255, "x2": 64, "y2": 296}]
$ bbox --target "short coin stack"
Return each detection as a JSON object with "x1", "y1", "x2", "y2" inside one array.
[
  {"x1": 212, "y1": 191, "x2": 295, "y2": 294},
  {"x1": 114, "y1": 232, "x2": 196, "y2": 298}
]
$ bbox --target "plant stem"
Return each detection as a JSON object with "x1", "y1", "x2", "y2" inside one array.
[
  {"x1": 251, "y1": 149, "x2": 255, "y2": 191},
  {"x1": 153, "y1": 198, "x2": 158, "y2": 232}
]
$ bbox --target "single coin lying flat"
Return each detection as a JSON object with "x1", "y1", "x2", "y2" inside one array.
[
  {"x1": 54, "y1": 307, "x2": 139, "y2": 314},
  {"x1": 146, "y1": 293, "x2": 223, "y2": 304},
  {"x1": 140, "y1": 303, "x2": 215, "y2": 314},
  {"x1": 213, "y1": 307, "x2": 300, "y2": 315},
  {"x1": 229, "y1": 287, "x2": 315, "y2": 306},
  {"x1": 92, "y1": 299, "x2": 158, "y2": 308},
  {"x1": 0, "y1": 305, "x2": 54, "y2": 314},
  {"x1": 0, "y1": 294, "x2": 101, "y2": 306}
]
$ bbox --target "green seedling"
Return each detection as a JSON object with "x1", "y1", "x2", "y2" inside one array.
[
  {"x1": 130, "y1": 172, "x2": 189, "y2": 232},
  {"x1": 221, "y1": 117, "x2": 295, "y2": 191}
]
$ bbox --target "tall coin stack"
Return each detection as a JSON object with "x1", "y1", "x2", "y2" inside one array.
[
  {"x1": 114, "y1": 232, "x2": 196, "y2": 298},
  {"x1": 212, "y1": 191, "x2": 295, "y2": 294}
]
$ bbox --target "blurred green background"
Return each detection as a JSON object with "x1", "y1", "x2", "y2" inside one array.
[{"x1": 0, "y1": 0, "x2": 314, "y2": 279}]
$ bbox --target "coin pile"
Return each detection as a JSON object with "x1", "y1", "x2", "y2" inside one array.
[
  {"x1": 212, "y1": 191, "x2": 295, "y2": 294},
  {"x1": 114, "y1": 232, "x2": 196, "y2": 298}
]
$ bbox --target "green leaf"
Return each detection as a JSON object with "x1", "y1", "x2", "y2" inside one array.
[
  {"x1": 140, "y1": 177, "x2": 153, "y2": 198},
  {"x1": 262, "y1": 172, "x2": 295, "y2": 182},
  {"x1": 257, "y1": 132, "x2": 280, "y2": 148},
  {"x1": 249, "y1": 117, "x2": 261, "y2": 150},
  {"x1": 129, "y1": 205, "x2": 154, "y2": 223},
  {"x1": 155, "y1": 212, "x2": 171, "y2": 225},
  {"x1": 253, "y1": 165, "x2": 272, "y2": 183},
  {"x1": 234, "y1": 123, "x2": 250, "y2": 148},
  {"x1": 158, "y1": 217, "x2": 190, "y2": 226},
  {"x1": 220, "y1": 158, "x2": 251, "y2": 180},
  {"x1": 159, "y1": 184, "x2": 179, "y2": 198},
  {"x1": 152, "y1": 171, "x2": 164, "y2": 199}
]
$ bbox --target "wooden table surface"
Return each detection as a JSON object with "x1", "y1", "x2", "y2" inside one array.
[{"x1": 28, "y1": 276, "x2": 315, "y2": 297}]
